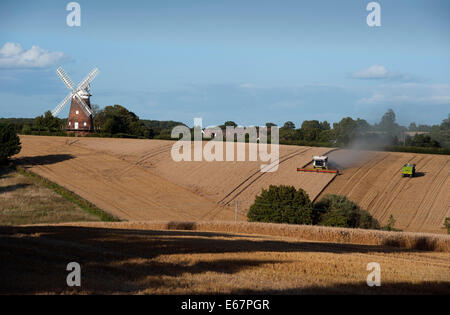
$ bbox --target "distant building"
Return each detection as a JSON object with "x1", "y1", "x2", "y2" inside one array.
[{"x1": 404, "y1": 131, "x2": 429, "y2": 137}]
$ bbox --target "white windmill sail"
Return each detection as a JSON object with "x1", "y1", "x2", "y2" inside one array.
[
  {"x1": 52, "y1": 93, "x2": 73, "y2": 116},
  {"x1": 77, "y1": 67, "x2": 99, "y2": 91},
  {"x1": 74, "y1": 93, "x2": 93, "y2": 116},
  {"x1": 56, "y1": 67, "x2": 75, "y2": 90}
]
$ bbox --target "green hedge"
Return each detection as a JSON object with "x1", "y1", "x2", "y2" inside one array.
[{"x1": 384, "y1": 146, "x2": 450, "y2": 155}]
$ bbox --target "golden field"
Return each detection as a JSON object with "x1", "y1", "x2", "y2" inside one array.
[
  {"x1": 14, "y1": 136, "x2": 450, "y2": 233},
  {"x1": 1, "y1": 221, "x2": 449, "y2": 294},
  {"x1": 3, "y1": 135, "x2": 449, "y2": 294}
]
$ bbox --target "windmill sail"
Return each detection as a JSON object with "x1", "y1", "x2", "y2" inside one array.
[
  {"x1": 74, "y1": 93, "x2": 93, "y2": 116},
  {"x1": 77, "y1": 68, "x2": 99, "y2": 91},
  {"x1": 52, "y1": 93, "x2": 73, "y2": 116},
  {"x1": 56, "y1": 67, "x2": 75, "y2": 90}
]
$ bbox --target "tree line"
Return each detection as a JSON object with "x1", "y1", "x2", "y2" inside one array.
[
  {"x1": 11, "y1": 104, "x2": 183, "y2": 140},
  {"x1": 2, "y1": 106, "x2": 450, "y2": 152},
  {"x1": 270, "y1": 109, "x2": 450, "y2": 149},
  {"x1": 213, "y1": 110, "x2": 449, "y2": 152}
]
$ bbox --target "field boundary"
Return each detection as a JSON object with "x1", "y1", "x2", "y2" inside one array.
[
  {"x1": 40, "y1": 220, "x2": 450, "y2": 252},
  {"x1": 14, "y1": 166, "x2": 120, "y2": 222}
]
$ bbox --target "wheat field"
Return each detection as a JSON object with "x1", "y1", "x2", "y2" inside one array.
[
  {"x1": 14, "y1": 136, "x2": 449, "y2": 233},
  {"x1": 1, "y1": 222, "x2": 449, "y2": 294}
]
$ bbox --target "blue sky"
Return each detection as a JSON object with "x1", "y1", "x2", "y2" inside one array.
[{"x1": 1, "y1": 0, "x2": 449, "y2": 127}]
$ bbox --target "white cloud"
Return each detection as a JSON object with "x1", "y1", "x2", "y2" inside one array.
[
  {"x1": 352, "y1": 65, "x2": 389, "y2": 79},
  {"x1": 0, "y1": 42, "x2": 23, "y2": 57},
  {"x1": 357, "y1": 83, "x2": 450, "y2": 105},
  {"x1": 351, "y1": 65, "x2": 413, "y2": 81},
  {"x1": 0, "y1": 42, "x2": 66, "y2": 69}
]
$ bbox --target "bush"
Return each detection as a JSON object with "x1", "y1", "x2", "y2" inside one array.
[
  {"x1": 0, "y1": 123, "x2": 21, "y2": 164},
  {"x1": 247, "y1": 185, "x2": 313, "y2": 224},
  {"x1": 381, "y1": 214, "x2": 401, "y2": 231},
  {"x1": 314, "y1": 194, "x2": 380, "y2": 229}
]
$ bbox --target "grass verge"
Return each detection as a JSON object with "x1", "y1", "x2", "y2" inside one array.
[{"x1": 14, "y1": 165, "x2": 119, "y2": 222}]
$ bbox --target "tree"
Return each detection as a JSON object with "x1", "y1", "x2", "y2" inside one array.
[
  {"x1": 314, "y1": 194, "x2": 380, "y2": 229},
  {"x1": 35, "y1": 115, "x2": 44, "y2": 132},
  {"x1": 283, "y1": 121, "x2": 296, "y2": 130},
  {"x1": 42, "y1": 111, "x2": 61, "y2": 131},
  {"x1": 409, "y1": 134, "x2": 440, "y2": 148},
  {"x1": 94, "y1": 104, "x2": 151, "y2": 138},
  {"x1": 380, "y1": 109, "x2": 395, "y2": 128},
  {"x1": 378, "y1": 109, "x2": 401, "y2": 136},
  {"x1": 333, "y1": 117, "x2": 369, "y2": 146},
  {"x1": 34, "y1": 111, "x2": 62, "y2": 132},
  {"x1": 441, "y1": 114, "x2": 450, "y2": 131},
  {"x1": 247, "y1": 185, "x2": 313, "y2": 224},
  {"x1": 90, "y1": 104, "x2": 102, "y2": 118},
  {"x1": 320, "y1": 121, "x2": 331, "y2": 131},
  {"x1": 0, "y1": 123, "x2": 21, "y2": 164},
  {"x1": 279, "y1": 128, "x2": 301, "y2": 142},
  {"x1": 408, "y1": 122, "x2": 418, "y2": 131},
  {"x1": 318, "y1": 129, "x2": 335, "y2": 142},
  {"x1": 429, "y1": 114, "x2": 450, "y2": 148},
  {"x1": 21, "y1": 124, "x2": 32, "y2": 135},
  {"x1": 301, "y1": 120, "x2": 321, "y2": 141},
  {"x1": 224, "y1": 121, "x2": 237, "y2": 127}
]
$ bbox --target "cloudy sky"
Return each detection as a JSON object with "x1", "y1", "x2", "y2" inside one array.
[{"x1": 1, "y1": 0, "x2": 449, "y2": 126}]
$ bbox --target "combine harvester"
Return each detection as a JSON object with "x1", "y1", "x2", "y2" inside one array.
[{"x1": 297, "y1": 156, "x2": 340, "y2": 174}]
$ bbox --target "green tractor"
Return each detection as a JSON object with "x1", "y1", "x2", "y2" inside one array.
[{"x1": 401, "y1": 163, "x2": 416, "y2": 177}]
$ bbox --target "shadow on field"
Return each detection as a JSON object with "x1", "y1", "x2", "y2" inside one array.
[
  {"x1": 0, "y1": 166, "x2": 13, "y2": 179},
  {"x1": 0, "y1": 225, "x2": 444, "y2": 294},
  {"x1": 14, "y1": 154, "x2": 75, "y2": 166},
  {"x1": 0, "y1": 183, "x2": 31, "y2": 194},
  {"x1": 229, "y1": 281, "x2": 450, "y2": 295}
]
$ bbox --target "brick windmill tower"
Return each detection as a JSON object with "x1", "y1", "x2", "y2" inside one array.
[{"x1": 52, "y1": 67, "x2": 99, "y2": 135}]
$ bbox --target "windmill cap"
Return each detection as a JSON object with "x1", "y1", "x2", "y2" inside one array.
[{"x1": 74, "y1": 89, "x2": 90, "y2": 99}]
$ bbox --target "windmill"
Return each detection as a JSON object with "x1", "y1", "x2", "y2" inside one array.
[{"x1": 52, "y1": 66, "x2": 99, "y2": 133}]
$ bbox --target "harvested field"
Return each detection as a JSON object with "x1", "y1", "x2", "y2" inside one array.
[
  {"x1": 14, "y1": 136, "x2": 449, "y2": 234},
  {"x1": 43, "y1": 221, "x2": 450, "y2": 253},
  {"x1": 15, "y1": 136, "x2": 334, "y2": 221},
  {"x1": 1, "y1": 222, "x2": 450, "y2": 294},
  {"x1": 320, "y1": 150, "x2": 450, "y2": 234}
]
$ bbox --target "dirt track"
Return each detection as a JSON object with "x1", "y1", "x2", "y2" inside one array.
[{"x1": 15, "y1": 136, "x2": 449, "y2": 233}]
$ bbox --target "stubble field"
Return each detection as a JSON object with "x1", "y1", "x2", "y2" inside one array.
[
  {"x1": 14, "y1": 135, "x2": 449, "y2": 233},
  {"x1": 1, "y1": 222, "x2": 449, "y2": 294}
]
